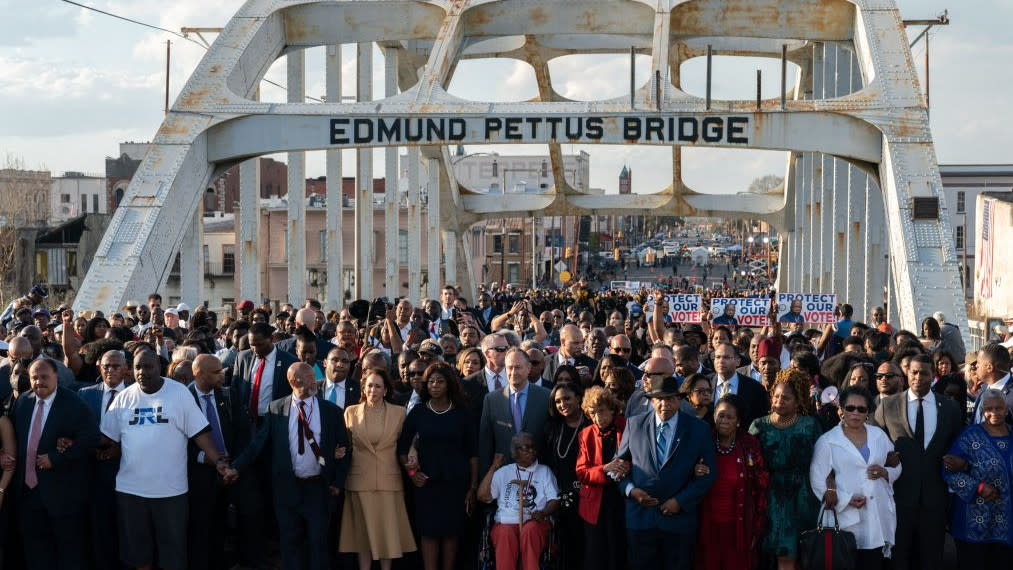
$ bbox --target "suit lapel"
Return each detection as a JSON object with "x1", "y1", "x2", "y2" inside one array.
[
  {"x1": 660, "y1": 412, "x2": 687, "y2": 470},
  {"x1": 897, "y1": 393, "x2": 914, "y2": 439},
  {"x1": 316, "y1": 396, "x2": 331, "y2": 467}
]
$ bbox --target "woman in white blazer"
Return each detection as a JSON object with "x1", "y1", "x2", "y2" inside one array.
[{"x1": 810, "y1": 385, "x2": 901, "y2": 569}]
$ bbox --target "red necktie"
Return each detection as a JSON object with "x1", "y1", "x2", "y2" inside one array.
[
  {"x1": 250, "y1": 358, "x2": 267, "y2": 419},
  {"x1": 25, "y1": 400, "x2": 44, "y2": 489}
]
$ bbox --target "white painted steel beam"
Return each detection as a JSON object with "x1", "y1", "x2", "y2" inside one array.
[
  {"x1": 384, "y1": 47, "x2": 400, "y2": 299},
  {"x1": 407, "y1": 149, "x2": 422, "y2": 305},
  {"x1": 354, "y1": 43, "x2": 373, "y2": 299},
  {"x1": 238, "y1": 156, "x2": 261, "y2": 303},
  {"x1": 287, "y1": 50, "x2": 307, "y2": 305},
  {"x1": 325, "y1": 45, "x2": 344, "y2": 310},
  {"x1": 427, "y1": 158, "x2": 441, "y2": 299},
  {"x1": 180, "y1": 200, "x2": 204, "y2": 308}
]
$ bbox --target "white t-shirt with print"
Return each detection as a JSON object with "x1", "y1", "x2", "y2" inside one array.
[
  {"x1": 101, "y1": 379, "x2": 209, "y2": 498},
  {"x1": 490, "y1": 461, "x2": 559, "y2": 525}
]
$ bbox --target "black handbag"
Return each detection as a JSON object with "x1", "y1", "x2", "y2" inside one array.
[{"x1": 798, "y1": 507, "x2": 857, "y2": 570}]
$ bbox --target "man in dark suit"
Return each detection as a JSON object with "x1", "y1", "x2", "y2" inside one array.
[
  {"x1": 0, "y1": 336, "x2": 31, "y2": 412},
  {"x1": 674, "y1": 345, "x2": 713, "y2": 382},
  {"x1": 228, "y1": 362, "x2": 351, "y2": 570},
  {"x1": 614, "y1": 375, "x2": 716, "y2": 570},
  {"x1": 187, "y1": 354, "x2": 254, "y2": 570},
  {"x1": 970, "y1": 343, "x2": 1013, "y2": 423},
  {"x1": 78, "y1": 349, "x2": 129, "y2": 570},
  {"x1": 233, "y1": 322, "x2": 299, "y2": 424},
  {"x1": 710, "y1": 342, "x2": 769, "y2": 426},
  {"x1": 321, "y1": 347, "x2": 360, "y2": 410},
  {"x1": 479, "y1": 347, "x2": 551, "y2": 474},
  {"x1": 15, "y1": 358, "x2": 99, "y2": 569},
  {"x1": 462, "y1": 333, "x2": 509, "y2": 435},
  {"x1": 541, "y1": 324, "x2": 596, "y2": 386},
  {"x1": 873, "y1": 354, "x2": 962, "y2": 570}
]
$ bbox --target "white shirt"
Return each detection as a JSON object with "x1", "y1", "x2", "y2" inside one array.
[
  {"x1": 906, "y1": 389, "x2": 937, "y2": 448},
  {"x1": 406, "y1": 391, "x2": 422, "y2": 414},
  {"x1": 253, "y1": 349, "x2": 278, "y2": 416},
  {"x1": 485, "y1": 367, "x2": 505, "y2": 393},
  {"x1": 26, "y1": 390, "x2": 57, "y2": 444},
  {"x1": 288, "y1": 396, "x2": 323, "y2": 478},
  {"x1": 490, "y1": 461, "x2": 559, "y2": 525},
  {"x1": 323, "y1": 378, "x2": 347, "y2": 409},
  {"x1": 101, "y1": 383, "x2": 123, "y2": 421},
  {"x1": 101, "y1": 379, "x2": 209, "y2": 498},
  {"x1": 558, "y1": 353, "x2": 574, "y2": 367},
  {"x1": 976, "y1": 373, "x2": 1011, "y2": 423},
  {"x1": 715, "y1": 372, "x2": 740, "y2": 397}
]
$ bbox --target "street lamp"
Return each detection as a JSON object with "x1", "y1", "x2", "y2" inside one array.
[{"x1": 762, "y1": 236, "x2": 771, "y2": 280}]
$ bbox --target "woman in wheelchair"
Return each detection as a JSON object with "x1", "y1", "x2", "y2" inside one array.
[{"x1": 478, "y1": 433, "x2": 560, "y2": 570}]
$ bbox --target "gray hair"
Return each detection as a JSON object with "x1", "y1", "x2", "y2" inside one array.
[
  {"x1": 172, "y1": 346, "x2": 199, "y2": 363},
  {"x1": 481, "y1": 333, "x2": 506, "y2": 351},
  {"x1": 497, "y1": 329, "x2": 521, "y2": 347},
  {"x1": 981, "y1": 389, "x2": 1008, "y2": 410},
  {"x1": 519, "y1": 339, "x2": 544, "y2": 353},
  {"x1": 511, "y1": 432, "x2": 535, "y2": 450}
]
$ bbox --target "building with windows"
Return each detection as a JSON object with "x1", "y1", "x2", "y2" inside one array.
[
  {"x1": 940, "y1": 164, "x2": 1013, "y2": 300},
  {"x1": 51, "y1": 172, "x2": 107, "y2": 223}
]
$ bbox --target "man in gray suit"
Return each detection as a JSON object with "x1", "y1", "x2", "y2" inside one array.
[
  {"x1": 873, "y1": 354, "x2": 962, "y2": 570},
  {"x1": 479, "y1": 347, "x2": 550, "y2": 473}
]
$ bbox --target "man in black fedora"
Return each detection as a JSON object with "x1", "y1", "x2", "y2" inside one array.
[{"x1": 611, "y1": 375, "x2": 716, "y2": 570}]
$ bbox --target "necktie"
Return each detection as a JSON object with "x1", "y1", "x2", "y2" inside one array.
[
  {"x1": 511, "y1": 392, "x2": 523, "y2": 434},
  {"x1": 720, "y1": 381, "x2": 730, "y2": 397},
  {"x1": 297, "y1": 402, "x2": 307, "y2": 455},
  {"x1": 26, "y1": 400, "x2": 44, "y2": 489},
  {"x1": 915, "y1": 398, "x2": 925, "y2": 449},
  {"x1": 327, "y1": 384, "x2": 338, "y2": 404},
  {"x1": 656, "y1": 421, "x2": 669, "y2": 470},
  {"x1": 105, "y1": 389, "x2": 118, "y2": 411},
  {"x1": 250, "y1": 358, "x2": 267, "y2": 419},
  {"x1": 494, "y1": 373, "x2": 503, "y2": 391},
  {"x1": 202, "y1": 394, "x2": 227, "y2": 455}
]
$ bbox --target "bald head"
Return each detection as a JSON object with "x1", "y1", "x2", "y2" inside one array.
[
  {"x1": 7, "y1": 336, "x2": 32, "y2": 360},
  {"x1": 559, "y1": 324, "x2": 584, "y2": 358},
  {"x1": 294, "y1": 308, "x2": 317, "y2": 332},
  {"x1": 19, "y1": 325, "x2": 43, "y2": 355},
  {"x1": 287, "y1": 362, "x2": 317, "y2": 398},
  {"x1": 192, "y1": 354, "x2": 225, "y2": 392}
]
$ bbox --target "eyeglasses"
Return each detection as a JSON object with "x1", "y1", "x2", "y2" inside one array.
[
  {"x1": 645, "y1": 372, "x2": 668, "y2": 378},
  {"x1": 488, "y1": 346, "x2": 508, "y2": 353},
  {"x1": 692, "y1": 388, "x2": 713, "y2": 395},
  {"x1": 611, "y1": 347, "x2": 631, "y2": 353},
  {"x1": 842, "y1": 405, "x2": 869, "y2": 414}
]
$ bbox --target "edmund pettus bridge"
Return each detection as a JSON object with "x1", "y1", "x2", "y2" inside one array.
[{"x1": 74, "y1": 0, "x2": 967, "y2": 344}]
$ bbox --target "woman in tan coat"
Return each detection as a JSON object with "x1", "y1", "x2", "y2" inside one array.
[{"x1": 340, "y1": 370, "x2": 417, "y2": 570}]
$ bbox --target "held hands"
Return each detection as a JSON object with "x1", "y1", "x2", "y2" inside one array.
[
  {"x1": 693, "y1": 458, "x2": 710, "y2": 477},
  {"x1": 980, "y1": 483, "x2": 999, "y2": 502},
  {"x1": 658, "y1": 497, "x2": 681, "y2": 516},
  {"x1": 328, "y1": 486, "x2": 343, "y2": 497},
  {"x1": 630, "y1": 487, "x2": 659, "y2": 508},
  {"x1": 866, "y1": 464, "x2": 889, "y2": 480},
  {"x1": 0, "y1": 453, "x2": 14, "y2": 472},
  {"x1": 603, "y1": 458, "x2": 629, "y2": 479},
  {"x1": 885, "y1": 451, "x2": 901, "y2": 468},
  {"x1": 334, "y1": 446, "x2": 347, "y2": 460},
  {"x1": 530, "y1": 509, "x2": 549, "y2": 522},
  {"x1": 847, "y1": 494, "x2": 867, "y2": 509},
  {"x1": 942, "y1": 454, "x2": 967, "y2": 473},
  {"x1": 36, "y1": 454, "x2": 53, "y2": 470},
  {"x1": 411, "y1": 471, "x2": 430, "y2": 487}
]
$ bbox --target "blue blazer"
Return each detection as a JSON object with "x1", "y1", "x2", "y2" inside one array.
[{"x1": 617, "y1": 410, "x2": 716, "y2": 534}]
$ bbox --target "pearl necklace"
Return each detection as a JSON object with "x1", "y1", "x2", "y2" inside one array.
[
  {"x1": 716, "y1": 436, "x2": 737, "y2": 455},
  {"x1": 427, "y1": 401, "x2": 453, "y2": 415}
]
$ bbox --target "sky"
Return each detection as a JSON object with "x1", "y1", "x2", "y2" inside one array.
[{"x1": 0, "y1": 0, "x2": 1008, "y2": 196}]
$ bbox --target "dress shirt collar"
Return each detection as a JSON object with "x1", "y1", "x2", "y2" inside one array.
[
  {"x1": 485, "y1": 367, "x2": 503, "y2": 381},
  {"x1": 37, "y1": 389, "x2": 57, "y2": 406},
  {"x1": 508, "y1": 381, "x2": 530, "y2": 398},
  {"x1": 194, "y1": 385, "x2": 215, "y2": 398},
  {"x1": 654, "y1": 411, "x2": 678, "y2": 432},
  {"x1": 103, "y1": 381, "x2": 124, "y2": 393},
  {"x1": 291, "y1": 394, "x2": 316, "y2": 408},
  {"x1": 991, "y1": 373, "x2": 1011, "y2": 392},
  {"x1": 906, "y1": 388, "x2": 935, "y2": 405}
]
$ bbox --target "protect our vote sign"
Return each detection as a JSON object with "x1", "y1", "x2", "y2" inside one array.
[
  {"x1": 710, "y1": 297, "x2": 771, "y2": 327},
  {"x1": 646, "y1": 294, "x2": 703, "y2": 323},
  {"x1": 776, "y1": 293, "x2": 837, "y2": 325}
]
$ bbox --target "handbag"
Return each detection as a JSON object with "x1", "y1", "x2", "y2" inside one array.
[{"x1": 798, "y1": 506, "x2": 857, "y2": 570}]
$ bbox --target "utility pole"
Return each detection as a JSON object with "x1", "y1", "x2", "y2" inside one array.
[{"x1": 903, "y1": 10, "x2": 949, "y2": 114}]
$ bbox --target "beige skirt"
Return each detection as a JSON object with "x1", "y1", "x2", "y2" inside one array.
[{"x1": 339, "y1": 490, "x2": 418, "y2": 559}]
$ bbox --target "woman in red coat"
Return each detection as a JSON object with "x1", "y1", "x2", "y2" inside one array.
[
  {"x1": 575, "y1": 386, "x2": 628, "y2": 570},
  {"x1": 694, "y1": 394, "x2": 770, "y2": 570}
]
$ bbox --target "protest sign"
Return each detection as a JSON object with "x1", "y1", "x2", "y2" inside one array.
[
  {"x1": 646, "y1": 294, "x2": 703, "y2": 323},
  {"x1": 710, "y1": 297, "x2": 771, "y2": 327},
  {"x1": 776, "y1": 293, "x2": 837, "y2": 325}
]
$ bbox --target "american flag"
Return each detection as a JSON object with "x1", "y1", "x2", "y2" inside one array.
[{"x1": 978, "y1": 199, "x2": 995, "y2": 299}]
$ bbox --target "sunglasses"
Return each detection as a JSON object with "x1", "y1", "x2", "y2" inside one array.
[
  {"x1": 874, "y1": 373, "x2": 900, "y2": 379},
  {"x1": 842, "y1": 405, "x2": 869, "y2": 414},
  {"x1": 407, "y1": 371, "x2": 424, "y2": 377},
  {"x1": 488, "y1": 346, "x2": 508, "y2": 353}
]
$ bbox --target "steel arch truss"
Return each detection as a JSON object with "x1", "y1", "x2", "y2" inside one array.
[{"x1": 76, "y1": 0, "x2": 967, "y2": 342}]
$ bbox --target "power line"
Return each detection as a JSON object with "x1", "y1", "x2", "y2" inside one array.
[{"x1": 59, "y1": 0, "x2": 323, "y2": 103}]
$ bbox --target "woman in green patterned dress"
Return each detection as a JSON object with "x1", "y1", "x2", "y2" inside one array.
[{"x1": 749, "y1": 368, "x2": 823, "y2": 570}]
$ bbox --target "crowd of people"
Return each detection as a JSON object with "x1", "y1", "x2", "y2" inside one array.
[{"x1": 0, "y1": 279, "x2": 1011, "y2": 570}]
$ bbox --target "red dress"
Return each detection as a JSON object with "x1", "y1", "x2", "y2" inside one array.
[{"x1": 696, "y1": 430, "x2": 769, "y2": 570}]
